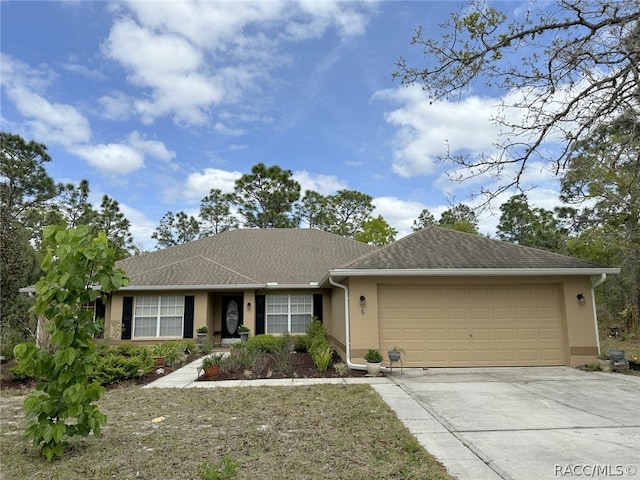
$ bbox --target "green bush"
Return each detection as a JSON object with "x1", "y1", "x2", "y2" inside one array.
[
  {"x1": 305, "y1": 318, "x2": 325, "y2": 347},
  {"x1": 293, "y1": 334, "x2": 308, "y2": 353},
  {"x1": 177, "y1": 340, "x2": 197, "y2": 355},
  {"x1": 95, "y1": 345, "x2": 154, "y2": 385},
  {"x1": 220, "y1": 347, "x2": 256, "y2": 374},
  {"x1": 245, "y1": 334, "x2": 282, "y2": 354},
  {"x1": 312, "y1": 345, "x2": 333, "y2": 371}
]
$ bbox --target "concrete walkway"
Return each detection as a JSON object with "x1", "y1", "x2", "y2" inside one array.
[{"x1": 144, "y1": 361, "x2": 640, "y2": 480}]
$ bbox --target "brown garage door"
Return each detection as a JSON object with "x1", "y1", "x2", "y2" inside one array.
[{"x1": 378, "y1": 284, "x2": 565, "y2": 367}]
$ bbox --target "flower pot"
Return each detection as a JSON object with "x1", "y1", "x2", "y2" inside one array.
[
  {"x1": 239, "y1": 332, "x2": 249, "y2": 344},
  {"x1": 366, "y1": 362, "x2": 381, "y2": 376},
  {"x1": 152, "y1": 355, "x2": 166, "y2": 367},
  {"x1": 196, "y1": 332, "x2": 206, "y2": 346},
  {"x1": 388, "y1": 350, "x2": 401, "y2": 362},
  {"x1": 203, "y1": 364, "x2": 220, "y2": 379}
]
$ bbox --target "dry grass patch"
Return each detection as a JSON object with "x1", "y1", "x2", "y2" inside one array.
[{"x1": 1, "y1": 384, "x2": 453, "y2": 480}]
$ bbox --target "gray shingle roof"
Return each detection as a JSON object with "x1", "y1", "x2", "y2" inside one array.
[
  {"x1": 338, "y1": 226, "x2": 615, "y2": 271},
  {"x1": 117, "y1": 229, "x2": 378, "y2": 287}
]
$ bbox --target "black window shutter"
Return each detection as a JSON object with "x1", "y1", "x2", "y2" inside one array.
[
  {"x1": 255, "y1": 295, "x2": 266, "y2": 335},
  {"x1": 313, "y1": 294, "x2": 323, "y2": 323},
  {"x1": 183, "y1": 295, "x2": 195, "y2": 338},
  {"x1": 95, "y1": 297, "x2": 106, "y2": 339},
  {"x1": 121, "y1": 297, "x2": 133, "y2": 340}
]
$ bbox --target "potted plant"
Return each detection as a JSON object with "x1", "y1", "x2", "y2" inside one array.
[
  {"x1": 238, "y1": 325, "x2": 250, "y2": 343},
  {"x1": 150, "y1": 343, "x2": 168, "y2": 367},
  {"x1": 388, "y1": 346, "x2": 405, "y2": 363},
  {"x1": 201, "y1": 353, "x2": 224, "y2": 379},
  {"x1": 364, "y1": 348, "x2": 383, "y2": 376},
  {"x1": 196, "y1": 325, "x2": 208, "y2": 346}
]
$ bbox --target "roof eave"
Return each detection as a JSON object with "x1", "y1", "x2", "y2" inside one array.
[
  {"x1": 328, "y1": 267, "x2": 621, "y2": 280},
  {"x1": 119, "y1": 282, "x2": 324, "y2": 291}
]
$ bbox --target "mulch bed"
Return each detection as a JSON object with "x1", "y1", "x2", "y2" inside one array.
[
  {"x1": 0, "y1": 352, "x2": 367, "y2": 391},
  {"x1": 197, "y1": 352, "x2": 368, "y2": 382}
]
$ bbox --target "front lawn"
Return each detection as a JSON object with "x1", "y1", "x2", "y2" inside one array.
[{"x1": 0, "y1": 385, "x2": 454, "y2": 480}]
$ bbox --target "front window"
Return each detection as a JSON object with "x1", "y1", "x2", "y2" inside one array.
[
  {"x1": 266, "y1": 294, "x2": 312, "y2": 334},
  {"x1": 133, "y1": 296, "x2": 184, "y2": 338}
]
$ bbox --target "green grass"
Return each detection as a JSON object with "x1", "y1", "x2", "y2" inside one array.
[{"x1": 0, "y1": 385, "x2": 454, "y2": 480}]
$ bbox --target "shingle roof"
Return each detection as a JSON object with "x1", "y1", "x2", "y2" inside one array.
[
  {"x1": 338, "y1": 226, "x2": 615, "y2": 271},
  {"x1": 117, "y1": 228, "x2": 378, "y2": 287}
]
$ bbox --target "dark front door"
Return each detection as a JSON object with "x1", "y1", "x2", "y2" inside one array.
[{"x1": 221, "y1": 296, "x2": 243, "y2": 339}]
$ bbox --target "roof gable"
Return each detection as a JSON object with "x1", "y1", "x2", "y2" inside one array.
[{"x1": 338, "y1": 226, "x2": 614, "y2": 271}]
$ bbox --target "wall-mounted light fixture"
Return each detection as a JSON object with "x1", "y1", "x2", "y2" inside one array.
[
  {"x1": 359, "y1": 295, "x2": 366, "y2": 308},
  {"x1": 247, "y1": 301, "x2": 252, "y2": 310},
  {"x1": 577, "y1": 293, "x2": 585, "y2": 305}
]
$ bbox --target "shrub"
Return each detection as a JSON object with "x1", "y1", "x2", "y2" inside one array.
[
  {"x1": 177, "y1": 340, "x2": 197, "y2": 355},
  {"x1": 293, "y1": 334, "x2": 308, "y2": 353},
  {"x1": 305, "y1": 318, "x2": 325, "y2": 347},
  {"x1": 95, "y1": 345, "x2": 154, "y2": 385},
  {"x1": 245, "y1": 334, "x2": 282, "y2": 354},
  {"x1": 334, "y1": 362, "x2": 349, "y2": 376},
  {"x1": 220, "y1": 347, "x2": 255, "y2": 374},
  {"x1": 312, "y1": 345, "x2": 333, "y2": 371}
]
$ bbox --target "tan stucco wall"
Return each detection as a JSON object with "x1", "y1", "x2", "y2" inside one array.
[
  {"x1": 328, "y1": 286, "x2": 346, "y2": 358},
  {"x1": 106, "y1": 288, "x2": 330, "y2": 344},
  {"x1": 342, "y1": 275, "x2": 599, "y2": 367}
]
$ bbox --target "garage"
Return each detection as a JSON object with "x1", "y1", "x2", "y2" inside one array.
[{"x1": 378, "y1": 284, "x2": 566, "y2": 367}]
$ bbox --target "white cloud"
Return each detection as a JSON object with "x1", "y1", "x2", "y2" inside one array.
[
  {"x1": 70, "y1": 143, "x2": 144, "y2": 175},
  {"x1": 176, "y1": 168, "x2": 243, "y2": 203},
  {"x1": 294, "y1": 170, "x2": 347, "y2": 195},
  {"x1": 214, "y1": 122, "x2": 247, "y2": 137},
  {"x1": 376, "y1": 86, "x2": 503, "y2": 178},
  {"x1": 373, "y1": 196, "x2": 426, "y2": 238},
  {"x1": 97, "y1": 91, "x2": 132, "y2": 121},
  {"x1": 1, "y1": 55, "x2": 92, "y2": 146},
  {"x1": 126, "y1": 131, "x2": 175, "y2": 162},
  {"x1": 102, "y1": 1, "x2": 372, "y2": 126}
]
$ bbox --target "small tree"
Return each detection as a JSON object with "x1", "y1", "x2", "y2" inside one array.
[{"x1": 14, "y1": 225, "x2": 129, "y2": 460}]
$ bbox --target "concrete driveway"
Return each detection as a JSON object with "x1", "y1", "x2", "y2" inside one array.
[{"x1": 373, "y1": 367, "x2": 640, "y2": 480}]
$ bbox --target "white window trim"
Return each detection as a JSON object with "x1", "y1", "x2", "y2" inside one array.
[
  {"x1": 266, "y1": 294, "x2": 313, "y2": 334},
  {"x1": 133, "y1": 295, "x2": 184, "y2": 338}
]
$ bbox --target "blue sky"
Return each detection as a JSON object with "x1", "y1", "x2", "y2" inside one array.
[{"x1": 1, "y1": 1, "x2": 562, "y2": 250}]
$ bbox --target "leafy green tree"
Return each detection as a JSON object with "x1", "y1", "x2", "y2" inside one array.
[
  {"x1": 233, "y1": 163, "x2": 301, "y2": 228},
  {"x1": 94, "y1": 195, "x2": 135, "y2": 259},
  {"x1": 1, "y1": 132, "x2": 56, "y2": 350},
  {"x1": 411, "y1": 208, "x2": 437, "y2": 231},
  {"x1": 55, "y1": 180, "x2": 97, "y2": 228},
  {"x1": 323, "y1": 190, "x2": 374, "y2": 238},
  {"x1": 14, "y1": 225, "x2": 129, "y2": 460},
  {"x1": 152, "y1": 211, "x2": 201, "y2": 248},
  {"x1": 394, "y1": 1, "x2": 640, "y2": 199},
  {"x1": 199, "y1": 189, "x2": 238, "y2": 235},
  {"x1": 298, "y1": 190, "x2": 332, "y2": 229},
  {"x1": 439, "y1": 204, "x2": 478, "y2": 234},
  {"x1": 561, "y1": 111, "x2": 640, "y2": 322},
  {"x1": 0, "y1": 132, "x2": 56, "y2": 222},
  {"x1": 354, "y1": 215, "x2": 397, "y2": 247},
  {"x1": 497, "y1": 194, "x2": 566, "y2": 252}
]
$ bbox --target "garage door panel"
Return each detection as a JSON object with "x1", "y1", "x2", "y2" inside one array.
[
  {"x1": 379, "y1": 284, "x2": 565, "y2": 367},
  {"x1": 539, "y1": 328, "x2": 560, "y2": 340}
]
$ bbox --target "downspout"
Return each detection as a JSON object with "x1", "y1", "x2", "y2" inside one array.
[
  {"x1": 329, "y1": 276, "x2": 366, "y2": 371},
  {"x1": 591, "y1": 274, "x2": 607, "y2": 355}
]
